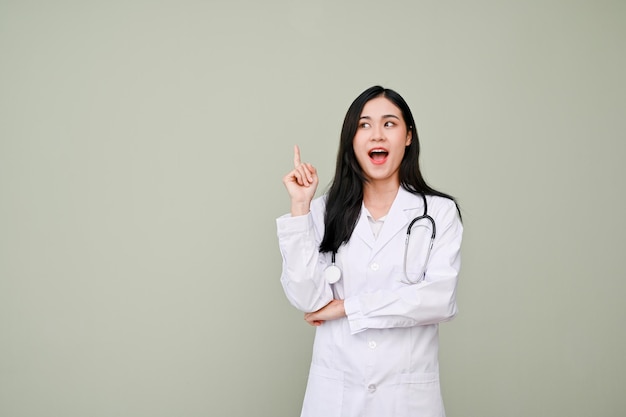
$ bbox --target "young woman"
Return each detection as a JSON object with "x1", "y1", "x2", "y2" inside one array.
[{"x1": 277, "y1": 86, "x2": 463, "y2": 417}]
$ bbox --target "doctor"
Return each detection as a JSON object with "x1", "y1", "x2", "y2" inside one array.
[{"x1": 277, "y1": 86, "x2": 463, "y2": 417}]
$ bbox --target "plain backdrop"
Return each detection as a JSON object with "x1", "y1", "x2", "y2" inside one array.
[{"x1": 1, "y1": 1, "x2": 625, "y2": 416}]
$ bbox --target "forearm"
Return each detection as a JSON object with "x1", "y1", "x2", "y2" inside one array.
[
  {"x1": 277, "y1": 211, "x2": 333, "y2": 312},
  {"x1": 343, "y1": 276, "x2": 458, "y2": 333},
  {"x1": 304, "y1": 299, "x2": 346, "y2": 326}
]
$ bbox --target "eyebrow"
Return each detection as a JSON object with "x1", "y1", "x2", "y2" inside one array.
[{"x1": 359, "y1": 114, "x2": 401, "y2": 120}]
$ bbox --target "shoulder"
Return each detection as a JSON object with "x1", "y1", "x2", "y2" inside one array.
[
  {"x1": 425, "y1": 194, "x2": 461, "y2": 223},
  {"x1": 399, "y1": 187, "x2": 458, "y2": 214},
  {"x1": 426, "y1": 194, "x2": 457, "y2": 210}
]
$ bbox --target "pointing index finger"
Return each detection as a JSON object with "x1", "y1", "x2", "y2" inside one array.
[{"x1": 293, "y1": 145, "x2": 302, "y2": 168}]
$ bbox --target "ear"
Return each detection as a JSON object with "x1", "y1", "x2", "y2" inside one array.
[{"x1": 405, "y1": 129, "x2": 412, "y2": 146}]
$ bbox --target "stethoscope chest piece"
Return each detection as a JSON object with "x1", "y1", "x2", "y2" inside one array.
[
  {"x1": 325, "y1": 251, "x2": 341, "y2": 284},
  {"x1": 324, "y1": 264, "x2": 341, "y2": 284}
]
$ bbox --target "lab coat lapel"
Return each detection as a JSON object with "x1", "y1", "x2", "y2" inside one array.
[
  {"x1": 371, "y1": 187, "x2": 423, "y2": 258},
  {"x1": 351, "y1": 187, "x2": 424, "y2": 257},
  {"x1": 352, "y1": 206, "x2": 375, "y2": 249}
]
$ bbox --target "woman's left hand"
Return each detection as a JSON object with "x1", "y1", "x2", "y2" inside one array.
[{"x1": 304, "y1": 299, "x2": 346, "y2": 326}]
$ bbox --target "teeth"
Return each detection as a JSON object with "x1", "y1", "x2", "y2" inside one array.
[{"x1": 369, "y1": 149, "x2": 388, "y2": 159}]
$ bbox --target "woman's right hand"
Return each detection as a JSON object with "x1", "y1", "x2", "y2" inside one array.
[{"x1": 282, "y1": 145, "x2": 319, "y2": 216}]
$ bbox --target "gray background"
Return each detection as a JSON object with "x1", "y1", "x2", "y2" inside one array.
[{"x1": 1, "y1": 1, "x2": 625, "y2": 416}]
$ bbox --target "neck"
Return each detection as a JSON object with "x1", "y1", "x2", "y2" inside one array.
[{"x1": 363, "y1": 180, "x2": 400, "y2": 220}]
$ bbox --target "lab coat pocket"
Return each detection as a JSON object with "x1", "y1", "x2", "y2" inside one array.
[
  {"x1": 394, "y1": 372, "x2": 445, "y2": 417},
  {"x1": 301, "y1": 363, "x2": 344, "y2": 417}
]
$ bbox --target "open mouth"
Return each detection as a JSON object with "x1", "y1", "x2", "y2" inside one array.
[{"x1": 369, "y1": 149, "x2": 389, "y2": 163}]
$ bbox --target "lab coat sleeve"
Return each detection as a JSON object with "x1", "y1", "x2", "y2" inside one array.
[
  {"x1": 276, "y1": 203, "x2": 334, "y2": 313},
  {"x1": 344, "y1": 198, "x2": 463, "y2": 334}
]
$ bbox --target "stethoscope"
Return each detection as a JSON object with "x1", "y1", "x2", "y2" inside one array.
[{"x1": 324, "y1": 193, "x2": 436, "y2": 286}]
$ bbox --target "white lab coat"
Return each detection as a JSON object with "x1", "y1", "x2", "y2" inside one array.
[{"x1": 277, "y1": 186, "x2": 463, "y2": 417}]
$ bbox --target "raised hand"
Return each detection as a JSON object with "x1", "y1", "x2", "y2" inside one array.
[{"x1": 282, "y1": 145, "x2": 319, "y2": 216}]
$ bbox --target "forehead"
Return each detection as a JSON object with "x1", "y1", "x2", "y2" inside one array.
[{"x1": 360, "y1": 97, "x2": 403, "y2": 118}]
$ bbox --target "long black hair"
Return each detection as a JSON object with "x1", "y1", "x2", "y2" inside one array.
[{"x1": 319, "y1": 86, "x2": 459, "y2": 254}]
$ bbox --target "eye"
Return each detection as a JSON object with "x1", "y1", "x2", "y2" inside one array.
[
  {"x1": 359, "y1": 122, "x2": 371, "y2": 129},
  {"x1": 384, "y1": 121, "x2": 395, "y2": 127}
]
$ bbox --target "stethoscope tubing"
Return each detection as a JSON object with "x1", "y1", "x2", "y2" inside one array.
[{"x1": 402, "y1": 193, "x2": 435, "y2": 284}]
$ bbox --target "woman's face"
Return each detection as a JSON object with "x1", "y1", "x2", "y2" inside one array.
[{"x1": 353, "y1": 96, "x2": 412, "y2": 186}]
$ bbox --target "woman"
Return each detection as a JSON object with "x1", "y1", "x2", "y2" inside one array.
[{"x1": 277, "y1": 86, "x2": 463, "y2": 417}]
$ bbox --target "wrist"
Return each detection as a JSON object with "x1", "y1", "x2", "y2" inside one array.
[
  {"x1": 337, "y1": 299, "x2": 346, "y2": 317},
  {"x1": 290, "y1": 201, "x2": 311, "y2": 216}
]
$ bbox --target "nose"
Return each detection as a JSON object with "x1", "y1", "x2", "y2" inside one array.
[{"x1": 370, "y1": 124, "x2": 384, "y2": 141}]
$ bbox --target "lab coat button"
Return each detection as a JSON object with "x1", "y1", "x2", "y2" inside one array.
[
  {"x1": 368, "y1": 341, "x2": 377, "y2": 349},
  {"x1": 370, "y1": 263, "x2": 379, "y2": 271},
  {"x1": 368, "y1": 384, "x2": 376, "y2": 392}
]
